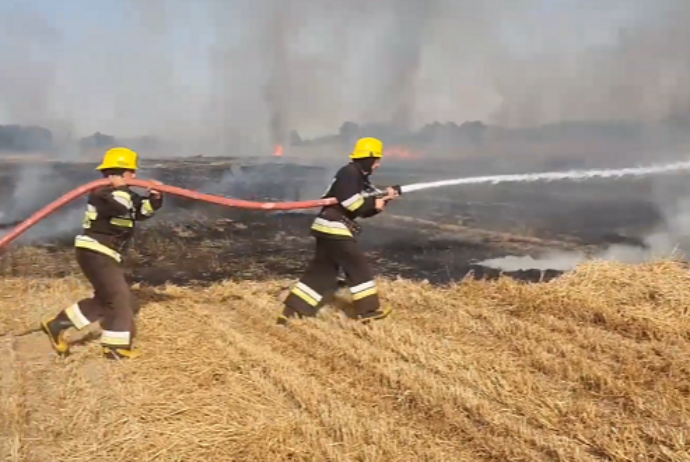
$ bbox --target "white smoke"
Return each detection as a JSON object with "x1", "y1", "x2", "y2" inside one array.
[
  {"x1": 2, "y1": 0, "x2": 690, "y2": 152},
  {"x1": 3, "y1": 0, "x2": 690, "y2": 251},
  {"x1": 478, "y1": 239, "x2": 681, "y2": 273},
  {"x1": 478, "y1": 196, "x2": 690, "y2": 273}
]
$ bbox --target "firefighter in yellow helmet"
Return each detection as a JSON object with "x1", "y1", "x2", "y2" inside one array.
[
  {"x1": 279, "y1": 137, "x2": 400, "y2": 325},
  {"x1": 40, "y1": 147, "x2": 164, "y2": 360}
]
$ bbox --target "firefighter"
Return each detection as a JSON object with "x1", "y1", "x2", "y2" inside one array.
[
  {"x1": 40, "y1": 147, "x2": 163, "y2": 360},
  {"x1": 279, "y1": 137, "x2": 399, "y2": 325}
]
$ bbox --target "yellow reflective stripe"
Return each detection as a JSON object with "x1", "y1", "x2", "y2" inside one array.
[
  {"x1": 83, "y1": 204, "x2": 97, "y2": 229},
  {"x1": 311, "y1": 223, "x2": 353, "y2": 237},
  {"x1": 345, "y1": 197, "x2": 364, "y2": 212},
  {"x1": 295, "y1": 282, "x2": 322, "y2": 303},
  {"x1": 65, "y1": 304, "x2": 92, "y2": 330},
  {"x1": 352, "y1": 287, "x2": 378, "y2": 301},
  {"x1": 350, "y1": 280, "x2": 378, "y2": 301},
  {"x1": 142, "y1": 199, "x2": 155, "y2": 215},
  {"x1": 341, "y1": 193, "x2": 365, "y2": 212},
  {"x1": 290, "y1": 287, "x2": 319, "y2": 307},
  {"x1": 101, "y1": 330, "x2": 131, "y2": 346},
  {"x1": 111, "y1": 190, "x2": 133, "y2": 208},
  {"x1": 350, "y1": 280, "x2": 375, "y2": 293},
  {"x1": 112, "y1": 190, "x2": 132, "y2": 200},
  {"x1": 74, "y1": 236, "x2": 122, "y2": 262},
  {"x1": 110, "y1": 217, "x2": 134, "y2": 228},
  {"x1": 311, "y1": 218, "x2": 353, "y2": 237}
]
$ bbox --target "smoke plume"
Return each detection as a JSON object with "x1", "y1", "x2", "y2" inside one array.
[
  {"x1": 0, "y1": 0, "x2": 688, "y2": 154},
  {"x1": 478, "y1": 173, "x2": 690, "y2": 273},
  {"x1": 4, "y1": 0, "x2": 690, "y2": 252}
]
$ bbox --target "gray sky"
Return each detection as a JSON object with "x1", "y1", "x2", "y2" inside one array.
[{"x1": 0, "y1": 0, "x2": 687, "y2": 153}]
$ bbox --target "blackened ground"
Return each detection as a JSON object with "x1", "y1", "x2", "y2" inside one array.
[
  {"x1": 0, "y1": 157, "x2": 676, "y2": 247},
  {"x1": 0, "y1": 220, "x2": 22, "y2": 230},
  {"x1": 1, "y1": 211, "x2": 566, "y2": 286},
  {"x1": 3, "y1": 156, "x2": 681, "y2": 286},
  {"x1": 153, "y1": 162, "x2": 669, "y2": 247}
]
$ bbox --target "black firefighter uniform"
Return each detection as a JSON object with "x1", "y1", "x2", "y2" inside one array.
[
  {"x1": 281, "y1": 161, "x2": 392, "y2": 323},
  {"x1": 41, "y1": 183, "x2": 163, "y2": 359}
]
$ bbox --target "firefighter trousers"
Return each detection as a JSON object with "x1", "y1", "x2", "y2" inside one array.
[
  {"x1": 62, "y1": 248, "x2": 137, "y2": 349},
  {"x1": 284, "y1": 238, "x2": 380, "y2": 317}
]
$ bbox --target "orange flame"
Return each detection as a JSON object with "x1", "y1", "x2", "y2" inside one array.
[
  {"x1": 384, "y1": 146, "x2": 420, "y2": 159},
  {"x1": 273, "y1": 144, "x2": 283, "y2": 157}
]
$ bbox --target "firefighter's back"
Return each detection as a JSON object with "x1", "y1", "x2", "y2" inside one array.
[{"x1": 312, "y1": 163, "x2": 368, "y2": 240}]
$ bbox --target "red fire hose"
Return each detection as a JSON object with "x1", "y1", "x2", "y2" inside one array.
[{"x1": 0, "y1": 178, "x2": 338, "y2": 251}]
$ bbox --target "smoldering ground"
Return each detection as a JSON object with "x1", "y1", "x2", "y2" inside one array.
[
  {"x1": 476, "y1": 172, "x2": 690, "y2": 272},
  {"x1": 3, "y1": 156, "x2": 690, "y2": 286},
  {"x1": 4, "y1": 0, "x2": 690, "y2": 274}
]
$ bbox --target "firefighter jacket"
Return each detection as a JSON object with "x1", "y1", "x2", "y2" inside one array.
[
  {"x1": 311, "y1": 162, "x2": 381, "y2": 240},
  {"x1": 74, "y1": 185, "x2": 163, "y2": 262}
]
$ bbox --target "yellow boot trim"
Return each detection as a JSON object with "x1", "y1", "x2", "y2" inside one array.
[
  {"x1": 40, "y1": 318, "x2": 70, "y2": 355},
  {"x1": 102, "y1": 347, "x2": 142, "y2": 359},
  {"x1": 360, "y1": 305, "x2": 392, "y2": 323}
]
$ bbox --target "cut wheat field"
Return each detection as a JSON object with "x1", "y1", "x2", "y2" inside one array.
[{"x1": 1, "y1": 257, "x2": 690, "y2": 462}]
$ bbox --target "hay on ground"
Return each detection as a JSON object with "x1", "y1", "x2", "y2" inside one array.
[{"x1": 1, "y1": 260, "x2": 689, "y2": 461}]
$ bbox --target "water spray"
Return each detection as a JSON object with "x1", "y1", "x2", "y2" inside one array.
[
  {"x1": 399, "y1": 160, "x2": 690, "y2": 193},
  {"x1": 2, "y1": 159, "x2": 690, "y2": 252}
]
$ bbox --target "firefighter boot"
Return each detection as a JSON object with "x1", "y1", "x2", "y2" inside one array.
[
  {"x1": 277, "y1": 305, "x2": 303, "y2": 326},
  {"x1": 40, "y1": 311, "x2": 73, "y2": 356},
  {"x1": 358, "y1": 305, "x2": 392, "y2": 324},
  {"x1": 336, "y1": 269, "x2": 347, "y2": 289},
  {"x1": 102, "y1": 346, "x2": 142, "y2": 360}
]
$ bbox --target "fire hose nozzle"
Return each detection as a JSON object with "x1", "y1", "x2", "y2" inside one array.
[
  {"x1": 362, "y1": 185, "x2": 402, "y2": 199},
  {"x1": 362, "y1": 188, "x2": 384, "y2": 199},
  {"x1": 362, "y1": 185, "x2": 403, "y2": 199}
]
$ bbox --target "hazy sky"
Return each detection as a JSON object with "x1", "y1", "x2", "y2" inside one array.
[{"x1": 0, "y1": 0, "x2": 687, "y2": 153}]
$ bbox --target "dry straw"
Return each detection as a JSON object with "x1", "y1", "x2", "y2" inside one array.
[{"x1": 1, "y1": 258, "x2": 690, "y2": 461}]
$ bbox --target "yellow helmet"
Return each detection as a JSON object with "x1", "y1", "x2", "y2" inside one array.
[
  {"x1": 96, "y1": 147, "x2": 139, "y2": 171},
  {"x1": 350, "y1": 137, "x2": 383, "y2": 159}
]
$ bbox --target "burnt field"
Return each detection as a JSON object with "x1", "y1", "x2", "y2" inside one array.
[
  {"x1": 3, "y1": 157, "x2": 690, "y2": 461},
  {"x1": 0, "y1": 156, "x2": 684, "y2": 285}
]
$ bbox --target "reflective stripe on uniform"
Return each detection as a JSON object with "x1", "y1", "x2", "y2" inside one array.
[
  {"x1": 290, "y1": 282, "x2": 322, "y2": 307},
  {"x1": 101, "y1": 330, "x2": 131, "y2": 346},
  {"x1": 311, "y1": 217, "x2": 353, "y2": 237},
  {"x1": 110, "y1": 217, "x2": 134, "y2": 227},
  {"x1": 85, "y1": 204, "x2": 98, "y2": 220},
  {"x1": 140, "y1": 199, "x2": 155, "y2": 216},
  {"x1": 65, "y1": 303, "x2": 92, "y2": 330},
  {"x1": 112, "y1": 190, "x2": 133, "y2": 209},
  {"x1": 74, "y1": 235, "x2": 122, "y2": 262},
  {"x1": 350, "y1": 280, "x2": 377, "y2": 301},
  {"x1": 341, "y1": 193, "x2": 365, "y2": 212},
  {"x1": 82, "y1": 204, "x2": 98, "y2": 229}
]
